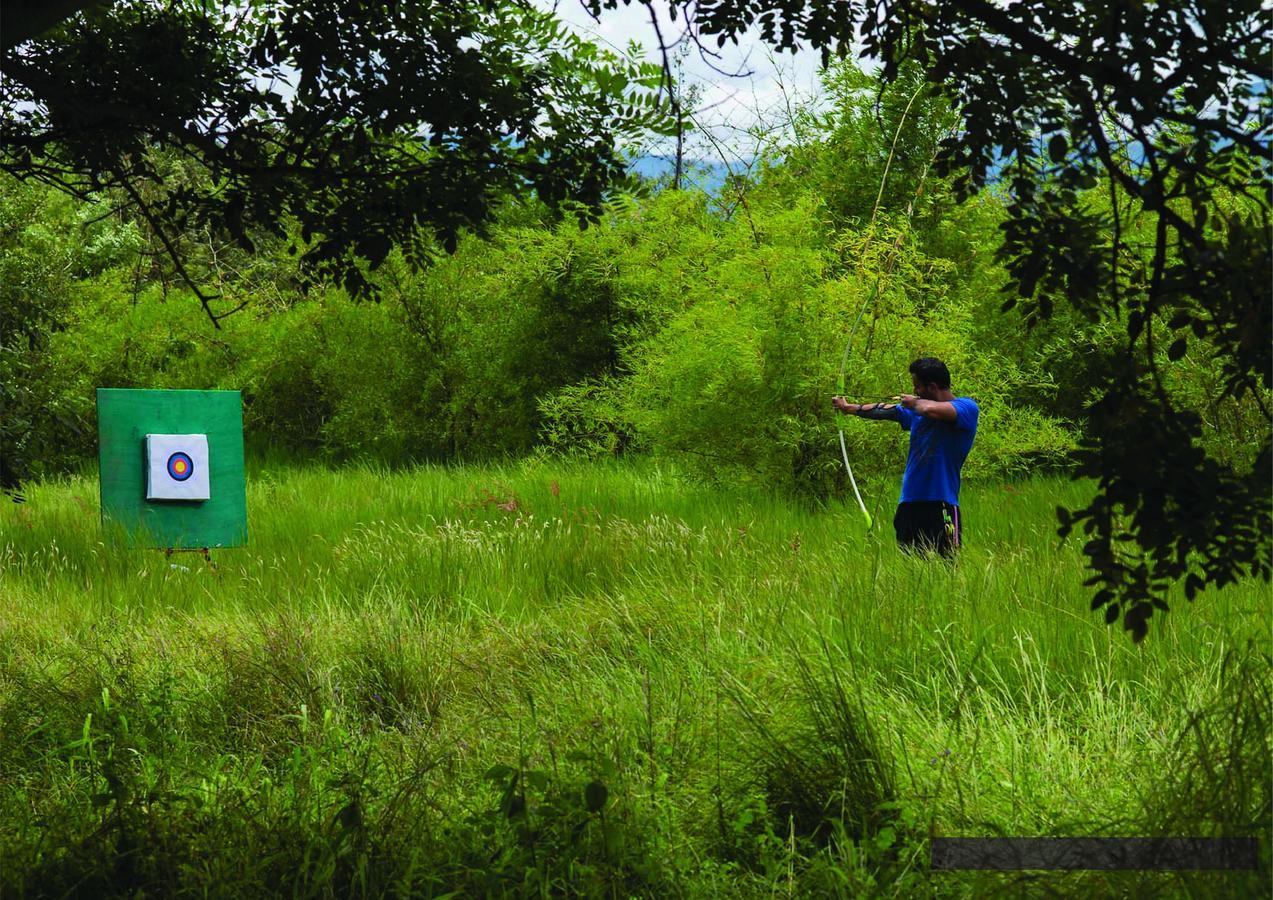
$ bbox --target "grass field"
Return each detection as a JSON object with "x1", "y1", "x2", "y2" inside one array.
[{"x1": 1, "y1": 459, "x2": 1268, "y2": 897}]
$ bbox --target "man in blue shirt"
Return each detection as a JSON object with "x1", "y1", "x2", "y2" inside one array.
[{"x1": 832, "y1": 358, "x2": 979, "y2": 556}]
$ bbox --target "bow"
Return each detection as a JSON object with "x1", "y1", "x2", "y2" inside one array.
[
  {"x1": 834, "y1": 81, "x2": 927, "y2": 527},
  {"x1": 836, "y1": 286, "x2": 882, "y2": 528}
]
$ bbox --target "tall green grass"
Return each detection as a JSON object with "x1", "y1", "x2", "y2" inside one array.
[{"x1": 1, "y1": 460, "x2": 1268, "y2": 897}]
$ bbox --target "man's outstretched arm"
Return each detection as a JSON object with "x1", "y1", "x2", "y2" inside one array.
[
  {"x1": 899, "y1": 395, "x2": 958, "y2": 423},
  {"x1": 832, "y1": 397, "x2": 902, "y2": 421}
]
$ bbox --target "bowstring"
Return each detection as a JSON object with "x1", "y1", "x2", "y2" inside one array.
[{"x1": 836, "y1": 81, "x2": 927, "y2": 525}]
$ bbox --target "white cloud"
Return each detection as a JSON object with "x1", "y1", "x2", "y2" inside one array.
[{"x1": 537, "y1": 1, "x2": 835, "y2": 168}]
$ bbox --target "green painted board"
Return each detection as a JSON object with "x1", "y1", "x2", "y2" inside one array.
[{"x1": 97, "y1": 389, "x2": 248, "y2": 549}]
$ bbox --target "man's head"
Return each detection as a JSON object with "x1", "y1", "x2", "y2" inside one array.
[{"x1": 909, "y1": 357, "x2": 952, "y2": 399}]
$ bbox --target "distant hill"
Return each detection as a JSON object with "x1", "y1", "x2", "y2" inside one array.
[{"x1": 626, "y1": 155, "x2": 732, "y2": 195}]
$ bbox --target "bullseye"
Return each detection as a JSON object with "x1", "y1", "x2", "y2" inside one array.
[{"x1": 167, "y1": 451, "x2": 194, "y2": 482}]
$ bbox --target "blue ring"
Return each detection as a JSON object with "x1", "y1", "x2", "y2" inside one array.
[{"x1": 167, "y1": 451, "x2": 194, "y2": 482}]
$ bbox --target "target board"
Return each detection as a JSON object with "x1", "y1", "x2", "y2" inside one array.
[
  {"x1": 146, "y1": 434, "x2": 211, "y2": 500},
  {"x1": 97, "y1": 389, "x2": 247, "y2": 549}
]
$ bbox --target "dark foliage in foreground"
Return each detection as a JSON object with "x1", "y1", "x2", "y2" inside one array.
[{"x1": 1, "y1": 0, "x2": 669, "y2": 311}]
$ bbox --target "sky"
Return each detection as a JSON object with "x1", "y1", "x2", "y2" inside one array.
[{"x1": 536, "y1": 1, "x2": 835, "y2": 178}]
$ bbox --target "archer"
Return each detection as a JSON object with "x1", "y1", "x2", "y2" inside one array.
[{"x1": 832, "y1": 358, "x2": 980, "y2": 557}]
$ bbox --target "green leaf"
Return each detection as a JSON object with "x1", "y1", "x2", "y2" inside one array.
[
  {"x1": 584, "y1": 779, "x2": 608, "y2": 813},
  {"x1": 1047, "y1": 135, "x2": 1067, "y2": 163},
  {"x1": 335, "y1": 800, "x2": 362, "y2": 831},
  {"x1": 1127, "y1": 310, "x2": 1144, "y2": 340}
]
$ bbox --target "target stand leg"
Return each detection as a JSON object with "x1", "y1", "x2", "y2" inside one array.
[{"x1": 158, "y1": 546, "x2": 216, "y2": 573}]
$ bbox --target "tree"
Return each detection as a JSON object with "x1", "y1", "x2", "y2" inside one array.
[
  {"x1": 583, "y1": 0, "x2": 1271, "y2": 639},
  {"x1": 1, "y1": 0, "x2": 670, "y2": 313}
]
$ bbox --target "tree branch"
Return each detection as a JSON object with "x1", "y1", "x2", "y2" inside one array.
[{"x1": 115, "y1": 171, "x2": 232, "y2": 329}]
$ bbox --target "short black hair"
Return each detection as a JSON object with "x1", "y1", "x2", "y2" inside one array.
[{"x1": 909, "y1": 357, "x2": 951, "y2": 390}]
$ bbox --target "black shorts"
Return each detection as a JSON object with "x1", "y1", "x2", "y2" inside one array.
[{"x1": 894, "y1": 501, "x2": 961, "y2": 557}]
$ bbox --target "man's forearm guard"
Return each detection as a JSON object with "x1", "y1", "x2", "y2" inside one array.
[{"x1": 857, "y1": 404, "x2": 900, "y2": 421}]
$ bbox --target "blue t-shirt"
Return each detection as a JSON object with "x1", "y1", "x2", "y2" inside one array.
[{"x1": 896, "y1": 397, "x2": 979, "y2": 506}]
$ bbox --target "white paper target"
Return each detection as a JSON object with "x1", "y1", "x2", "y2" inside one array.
[{"x1": 146, "y1": 434, "x2": 211, "y2": 501}]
